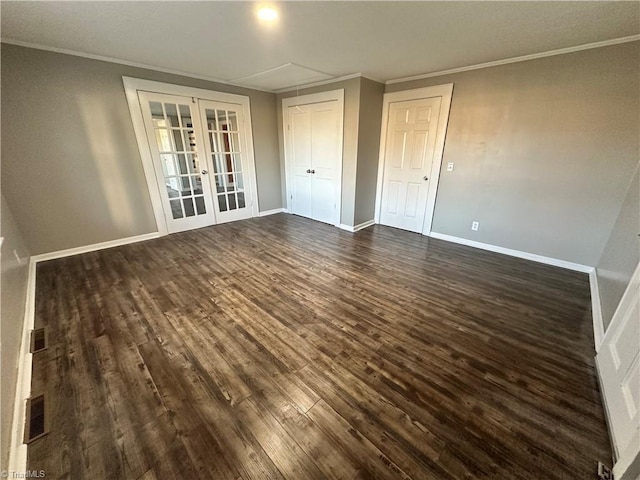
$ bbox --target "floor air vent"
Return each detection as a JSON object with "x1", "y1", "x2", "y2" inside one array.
[
  {"x1": 30, "y1": 327, "x2": 47, "y2": 353},
  {"x1": 24, "y1": 394, "x2": 48, "y2": 443}
]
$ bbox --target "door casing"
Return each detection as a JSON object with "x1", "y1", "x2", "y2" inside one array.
[
  {"x1": 282, "y1": 89, "x2": 344, "y2": 227},
  {"x1": 374, "y1": 84, "x2": 454, "y2": 236},
  {"x1": 123, "y1": 77, "x2": 260, "y2": 236},
  {"x1": 596, "y1": 261, "x2": 640, "y2": 480}
]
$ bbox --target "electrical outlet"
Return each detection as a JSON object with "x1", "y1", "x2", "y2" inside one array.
[
  {"x1": 597, "y1": 462, "x2": 613, "y2": 480},
  {"x1": 447, "y1": 162, "x2": 454, "y2": 172},
  {"x1": 471, "y1": 221, "x2": 479, "y2": 231}
]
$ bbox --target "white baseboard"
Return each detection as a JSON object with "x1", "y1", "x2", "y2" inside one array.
[
  {"x1": 428, "y1": 232, "x2": 594, "y2": 273},
  {"x1": 429, "y1": 231, "x2": 604, "y2": 351},
  {"x1": 258, "y1": 208, "x2": 285, "y2": 217},
  {"x1": 31, "y1": 232, "x2": 160, "y2": 263},
  {"x1": 354, "y1": 220, "x2": 375, "y2": 232},
  {"x1": 589, "y1": 269, "x2": 605, "y2": 352},
  {"x1": 613, "y1": 427, "x2": 640, "y2": 480},
  {"x1": 339, "y1": 220, "x2": 375, "y2": 233},
  {"x1": 8, "y1": 230, "x2": 161, "y2": 470},
  {"x1": 8, "y1": 259, "x2": 36, "y2": 475}
]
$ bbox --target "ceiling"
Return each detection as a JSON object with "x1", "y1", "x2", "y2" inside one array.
[{"x1": 2, "y1": 1, "x2": 638, "y2": 91}]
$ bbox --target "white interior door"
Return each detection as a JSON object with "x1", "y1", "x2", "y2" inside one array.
[
  {"x1": 286, "y1": 100, "x2": 342, "y2": 225},
  {"x1": 139, "y1": 92, "x2": 216, "y2": 233},
  {"x1": 597, "y1": 263, "x2": 640, "y2": 478},
  {"x1": 379, "y1": 97, "x2": 442, "y2": 233},
  {"x1": 289, "y1": 107, "x2": 313, "y2": 219},
  {"x1": 199, "y1": 100, "x2": 254, "y2": 224}
]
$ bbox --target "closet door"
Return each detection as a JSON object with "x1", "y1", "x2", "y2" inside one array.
[
  {"x1": 288, "y1": 106, "x2": 313, "y2": 219},
  {"x1": 199, "y1": 100, "x2": 255, "y2": 224},
  {"x1": 139, "y1": 92, "x2": 216, "y2": 233},
  {"x1": 286, "y1": 100, "x2": 342, "y2": 225},
  {"x1": 309, "y1": 102, "x2": 341, "y2": 225}
]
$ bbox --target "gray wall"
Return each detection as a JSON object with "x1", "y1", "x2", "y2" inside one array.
[
  {"x1": 354, "y1": 78, "x2": 385, "y2": 226},
  {"x1": 1, "y1": 196, "x2": 31, "y2": 470},
  {"x1": 277, "y1": 78, "x2": 362, "y2": 227},
  {"x1": 1, "y1": 44, "x2": 281, "y2": 255},
  {"x1": 387, "y1": 41, "x2": 640, "y2": 266},
  {"x1": 597, "y1": 163, "x2": 639, "y2": 331}
]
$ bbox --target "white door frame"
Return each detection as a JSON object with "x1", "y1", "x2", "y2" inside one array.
[
  {"x1": 597, "y1": 261, "x2": 640, "y2": 480},
  {"x1": 123, "y1": 77, "x2": 260, "y2": 236},
  {"x1": 282, "y1": 89, "x2": 344, "y2": 227},
  {"x1": 374, "y1": 84, "x2": 454, "y2": 235}
]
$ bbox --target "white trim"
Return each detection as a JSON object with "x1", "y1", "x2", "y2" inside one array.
[
  {"x1": 1, "y1": 38, "x2": 386, "y2": 93},
  {"x1": 613, "y1": 427, "x2": 639, "y2": 479},
  {"x1": 282, "y1": 89, "x2": 344, "y2": 228},
  {"x1": 8, "y1": 258, "x2": 36, "y2": 476},
  {"x1": 0, "y1": 39, "x2": 272, "y2": 93},
  {"x1": 259, "y1": 208, "x2": 285, "y2": 217},
  {"x1": 8, "y1": 230, "x2": 162, "y2": 470},
  {"x1": 282, "y1": 89, "x2": 346, "y2": 108},
  {"x1": 429, "y1": 232, "x2": 594, "y2": 273},
  {"x1": 339, "y1": 219, "x2": 375, "y2": 233},
  {"x1": 122, "y1": 77, "x2": 259, "y2": 104},
  {"x1": 597, "y1": 260, "x2": 640, "y2": 479},
  {"x1": 31, "y1": 232, "x2": 160, "y2": 263},
  {"x1": 589, "y1": 269, "x2": 605, "y2": 352},
  {"x1": 123, "y1": 80, "x2": 169, "y2": 236},
  {"x1": 4, "y1": 35, "x2": 637, "y2": 93},
  {"x1": 122, "y1": 77, "x2": 261, "y2": 234},
  {"x1": 374, "y1": 83, "x2": 454, "y2": 235},
  {"x1": 275, "y1": 73, "x2": 383, "y2": 94},
  {"x1": 386, "y1": 35, "x2": 640, "y2": 85}
]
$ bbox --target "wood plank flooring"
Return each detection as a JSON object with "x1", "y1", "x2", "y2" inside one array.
[{"x1": 28, "y1": 214, "x2": 611, "y2": 479}]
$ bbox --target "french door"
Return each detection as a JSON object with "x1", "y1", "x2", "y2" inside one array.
[
  {"x1": 138, "y1": 91, "x2": 254, "y2": 233},
  {"x1": 199, "y1": 100, "x2": 253, "y2": 224}
]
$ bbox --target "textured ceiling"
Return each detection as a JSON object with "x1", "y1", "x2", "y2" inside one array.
[{"x1": 1, "y1": 1, "x2": 638, "y2": 90}]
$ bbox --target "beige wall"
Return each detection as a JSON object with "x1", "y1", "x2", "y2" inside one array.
[
  {"x1": 354, "y1": 78, "x2": 385, "y2": 226},
  {"x1": 1, "y1": 44, "x2": 281, "y2": 255},
  {"x1": 597, "y1": 163, "x2": 639, "y2": 331},
  {"x1": 1, "y1": 196, "x2": 31, "y2": 470},
  {"x1": 277, "y1": 78, "x2": 362, "y2": 227},
  {"x1": 386, "y1": 41, "x2": 640, "y2": 266}
]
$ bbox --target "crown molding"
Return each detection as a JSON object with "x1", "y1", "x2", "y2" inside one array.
[
  {"x1": 0, "y1": 38, "x2": 273, "y2": 93},
  {"x1": 275, "y1": 73, "x2": 384, "y2": 94},
  {"x1": 4, "y1": 34, "x2": 636, "y2": 92},
  {"x1": 386, "y1": 34, "x2": 640, "y2": 85}
]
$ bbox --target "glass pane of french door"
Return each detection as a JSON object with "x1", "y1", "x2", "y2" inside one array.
[
  {"x1": 139, "y1": 92, "x2": 215, "y2": 233},
  {"x1": 200, "y1": 100, "x2": 252, "y2": 222},
  {"x1": 148, "y1": 100, "x2": 206, "y2": 219}
]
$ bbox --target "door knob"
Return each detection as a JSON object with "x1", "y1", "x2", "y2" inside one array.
[
  {"x1": 423, "y1": 176, "x2": 428, "y2": 181},
  {"x1": 201, "y1": 170, "x2": 208, "y2": 175},
  {"x1": 306, "y1": 169, "x2": 311, "y2": 173},
  {"x1": 311, "y1": 169, "x2": 316, "y2": 174}
]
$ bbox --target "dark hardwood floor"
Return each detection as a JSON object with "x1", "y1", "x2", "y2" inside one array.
[{"x1": 28, "y1": 214, "x2": 611, "y2": 479}]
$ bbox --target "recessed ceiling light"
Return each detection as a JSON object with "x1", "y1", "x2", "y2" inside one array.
[{"x1": 257, "y1": 6, "x2": 278, "y2": 22}]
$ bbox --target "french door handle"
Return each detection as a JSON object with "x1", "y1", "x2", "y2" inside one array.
[
  {"x1": 201, "y1": 170, "x2": 208, "y2": 175},
  {"x1": 311, "y1": 169, "x2": 316, "y2": 174},
  {"x1": 306, "y1": 169, "x2": 311, "y2": 173}
]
